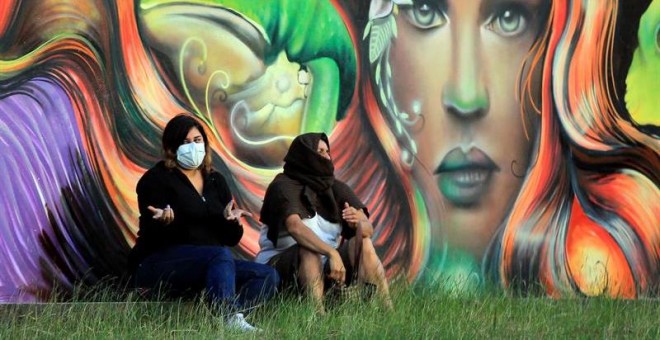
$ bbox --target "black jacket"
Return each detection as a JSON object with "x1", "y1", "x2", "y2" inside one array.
[{"x1": 128, "y1": 161, "x2": 242, "y2": 272}]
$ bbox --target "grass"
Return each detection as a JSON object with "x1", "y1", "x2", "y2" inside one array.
[{"x1": 1, "y1": 283, "x2": 659, "y2": 339}]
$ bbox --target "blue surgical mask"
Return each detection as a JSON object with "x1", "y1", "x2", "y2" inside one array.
[{"x1": 176, "y1": 142, "x2": 205, "y2": 169}]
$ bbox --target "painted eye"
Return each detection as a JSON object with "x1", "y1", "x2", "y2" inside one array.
[
  {"x1": 403, "y1": 1, "x2": 448, "y2": 30},
  {"x1": 487, "y1": 6, "x2": 529, "y2": 37}
]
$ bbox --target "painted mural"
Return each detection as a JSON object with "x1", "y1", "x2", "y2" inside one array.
[{"x1": 0, "y1": 0, "x2": 658, "y2": 302}]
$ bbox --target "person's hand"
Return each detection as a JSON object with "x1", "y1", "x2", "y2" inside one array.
[
  {"x1": 342, "y1": 202, "x2": 367, "y2": 229},
  {"x1": 223, "y1": 199, "x2": 253, "y2": 221},
  {"x1": 327, "y1": 250, "x2": 346, "y2": 285},
  {"x1": 148, "y1": 205, "x2": 174, "y2": 225}
]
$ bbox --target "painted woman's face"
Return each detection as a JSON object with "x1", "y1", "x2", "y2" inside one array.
[{"x1": 389, "y1": 0, "x2": 544, "y2": 258}]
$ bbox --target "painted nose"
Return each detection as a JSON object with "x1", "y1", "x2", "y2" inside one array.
[{"x1": 443, "y1": 24, "x2": 489, "y2": 120}]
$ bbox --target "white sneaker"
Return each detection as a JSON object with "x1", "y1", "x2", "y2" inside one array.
[{"x1": 226, "y1": 313, "x2": 261, "y2": 332}]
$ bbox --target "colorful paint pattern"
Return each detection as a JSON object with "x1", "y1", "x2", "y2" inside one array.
[{"x1": 0, "y1": 0, "x2": 658, "y2": 301}]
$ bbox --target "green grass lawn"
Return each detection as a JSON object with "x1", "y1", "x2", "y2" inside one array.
[{"x1": 2, "y1": 283, "x2": 658, "y2": 339}]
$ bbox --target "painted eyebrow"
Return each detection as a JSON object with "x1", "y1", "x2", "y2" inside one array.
[
  {"x1": 480, "y1": 0, "x2": 542, "y2": 18},
  {"x1": 409, "y1": 0, "x2": 447, "y2": 9}
]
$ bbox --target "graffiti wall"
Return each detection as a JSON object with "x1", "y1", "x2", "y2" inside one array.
[{"x1": 0, "y1": 0, "x2": 658, "y2": 302}]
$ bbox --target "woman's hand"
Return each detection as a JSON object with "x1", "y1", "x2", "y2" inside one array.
[
  {"x1": 148, "y1": 205, "x2": 174, "y2": 225},
  {"x1": 342, "y1": 202, "x2": 368, "y2": 229},
  {"x1": 224, "y1": 199, "x2": 253, "y2": 221}
]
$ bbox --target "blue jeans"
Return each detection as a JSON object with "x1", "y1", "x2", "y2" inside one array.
[{"x1": 134, "y1": 245, "x2": 279, "y2": 313}]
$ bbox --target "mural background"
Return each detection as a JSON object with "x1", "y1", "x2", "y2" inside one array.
[{"x1": 0, "y1": 0, "x2": 658, "y2": 302}]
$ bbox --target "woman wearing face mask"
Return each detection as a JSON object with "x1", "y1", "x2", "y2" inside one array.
[{"x1": 127, "y1": 114, "x2": 279, "y2": 332}]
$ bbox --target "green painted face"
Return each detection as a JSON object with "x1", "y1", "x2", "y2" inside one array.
[
  {"x1": 138, "y1": 0, "x2": 357, "y2": 167},
  {"x1": 388, "y1": 0, "x2": 543, "y2": 260},
  {"x1": 626, "y1": 0, "x2": 660, "y2": 126}
]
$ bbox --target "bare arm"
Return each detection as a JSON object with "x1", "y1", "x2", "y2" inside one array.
[{"x1": 285, "y1": 214, "x2": 338, "y2": 256}]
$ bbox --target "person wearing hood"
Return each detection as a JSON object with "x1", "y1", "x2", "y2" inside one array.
[{"x1": 257, "y1": 132, "x2": 392, "y2": 312}]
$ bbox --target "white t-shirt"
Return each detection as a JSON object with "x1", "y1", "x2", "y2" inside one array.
[{"x1": 255, "y1": 213, "x2": 342, "y2": 265}]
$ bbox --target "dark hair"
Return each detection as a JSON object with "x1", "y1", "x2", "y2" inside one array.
[{"x1": 161, "y1": 114, "x2": 212, "y2": 173}]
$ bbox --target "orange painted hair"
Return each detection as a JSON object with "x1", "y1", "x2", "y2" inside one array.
[{"x1": 496, "y1": 0, "x2": 659, "y2": 298}]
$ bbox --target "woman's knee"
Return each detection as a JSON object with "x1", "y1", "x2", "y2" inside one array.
[
  {"x1": 207, "y1": 247, "x2": 235, "y2": 272},
  {"x1": 209, "y1": 246, "x2": 232, "y2": 258}
]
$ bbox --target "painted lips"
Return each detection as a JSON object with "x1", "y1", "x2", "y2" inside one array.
[{"x1": 434, "y1": 147, "x2": 500, "y2": 207}]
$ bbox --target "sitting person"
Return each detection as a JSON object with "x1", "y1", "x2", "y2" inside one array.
[
  {"x1": 128, "y1": 114, "x2": 279, "y2": 332},
  {"x1": 256, "y1": 132, "x2": 392, "y2": 312}
]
